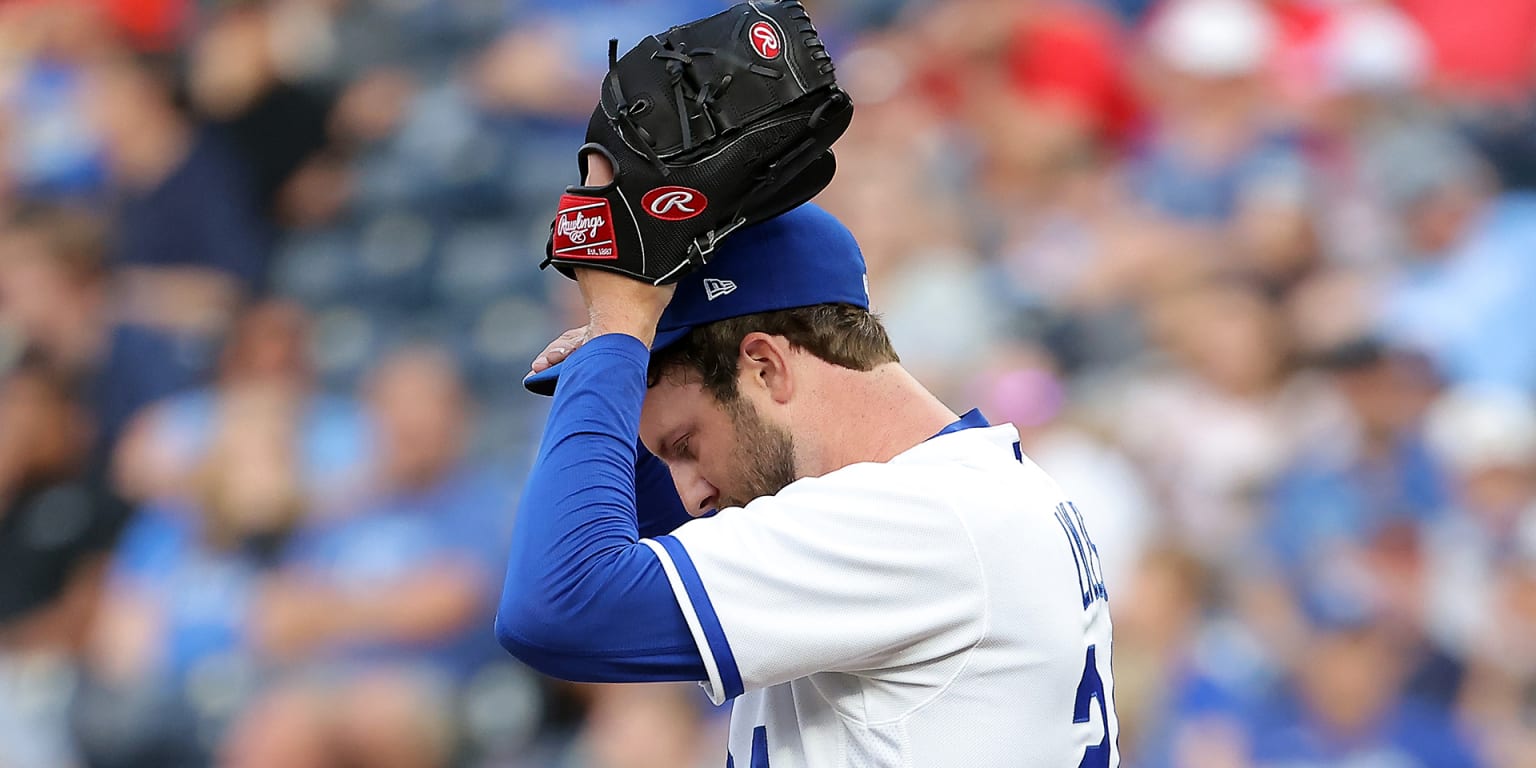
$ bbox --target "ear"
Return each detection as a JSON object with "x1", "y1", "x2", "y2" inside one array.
[{"x1": 738, "y1": 332, "x2": 795, "y2": 404}]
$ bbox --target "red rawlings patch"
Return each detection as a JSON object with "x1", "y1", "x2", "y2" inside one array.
[
  {"x1": 550, "y1": 194, "x2": 618, "y2": 260},
  {"x1": 641, "y1": 187, "x2": 708, "y2": 221},
  {"x1": 748, "y1": 21, "x2": 781, "y2": 60}
]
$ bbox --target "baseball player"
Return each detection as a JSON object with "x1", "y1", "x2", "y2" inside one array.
[{"x1": 496, "y1": 3, "x2": 1118, "y2": 765}]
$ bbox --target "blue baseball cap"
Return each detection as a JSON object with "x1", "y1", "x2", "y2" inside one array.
[{"x1": 524, "y1": 203, "x2": 870, "y2": 395}]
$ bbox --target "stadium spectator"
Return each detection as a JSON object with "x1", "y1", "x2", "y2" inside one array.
[
  {"x1": 1262, "y1": 338, "x2": 1447, "y2": 581},
  {"x1": 113, "y1": 299, "x2": 372, "y2": 510},
  {"x1": 1422, "y1": 387, "x2": 1536, "y2": 662},
  {"x1": 1115, "y1": 547, "x2": 1260, "y2": 768},
  {"x1": 1458, "y1": 537, "x2": 1536, "y2": 768},
  {"x1": 187, "y1": 2, "x2": 341, "y2": 223},
  {"x1": 1113, "y1": 278, "x2": 1345, "y2": 564},
  {"x1": 1296, "y1": 0, "x2": 1433, "y2": 271},
  {"x1": 1005, "y1": 0, "x2": 1138, "y2": 150},
  {"x1": 186, "y1": 1, "x2": 418, "y2": 228},
  {"x1": 0, "y1": 205, "x2": 110, "y2": 386},
  {"x1": 80, "y1": 49, "x2": 269, "y2": 448},
  {"x1": 219, "y1": 348, "x2": 517, "y2": 768},
  {"x1": 1242, "y1": 581, "x2": 1484, "y2": 767},
  {"x1": 0, "y1": 0, "x2": 123, "y2": 207},
  {"x1": 1373, "y1": 128, "x2": 1536, "y2": 390},
  {"x1": 560, "y1": 683, "x2": 724, "y2": 768},
  {"x1": 1128, "y1": 0, "x2": 1308, "y2": 227},
  {"x1": 0, "y1": 366, "x2": 118, "y2": 768},
  {"x1": 77, "y1": 383, "x2": 307, "y2": 766}
]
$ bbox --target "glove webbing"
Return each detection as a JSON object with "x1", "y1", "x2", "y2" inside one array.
[
  {"x1": 782, "y1": 2, "x2": 834, "y2": 75},
  {"x1": 601, "y1": 1, "x2": 833, "y2": 172}
]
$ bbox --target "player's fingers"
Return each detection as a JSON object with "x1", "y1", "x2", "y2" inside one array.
[{"x1": 530, "y1": 326, "x2": 590, "y2": 373}]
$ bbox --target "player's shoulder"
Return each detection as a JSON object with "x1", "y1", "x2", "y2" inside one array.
[
  {"x1": 792, "y1": 422, "x2": 1018, "y2": 489},
  {"x1": 894, "y1": 423, "x2": 1069, "y2": 507},
  {"x1": 763, "y1": 422, "x2": 1064, "y2": 527},
  {"x1": 662, "y1": 422, "x2": 1078, "y2": 597}
]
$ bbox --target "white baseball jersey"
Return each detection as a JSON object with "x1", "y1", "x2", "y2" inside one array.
[{"x1": 641, "y1": 420, "x2": 1119, "y2": 767}]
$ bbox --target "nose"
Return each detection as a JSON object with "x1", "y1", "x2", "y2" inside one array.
[{"x1": 670, "y1": 465, "x2": 719, "y2": 517}]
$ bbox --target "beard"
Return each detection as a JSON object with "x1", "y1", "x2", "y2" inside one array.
[{"x1": 717, "y1": 395, "x2": 798, "y2": 509}]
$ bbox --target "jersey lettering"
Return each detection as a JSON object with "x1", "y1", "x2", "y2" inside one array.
[
  {"x1": 1011, "y1": 442, "x2": 1108, "y2": 610},
  {"x1": 1054, "y1": 501, "x2": 1108, "y2": 610}
]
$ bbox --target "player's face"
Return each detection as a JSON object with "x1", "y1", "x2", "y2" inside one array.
[{"x1": 641, "y1": 376, "x2": 797, "y2": 515}]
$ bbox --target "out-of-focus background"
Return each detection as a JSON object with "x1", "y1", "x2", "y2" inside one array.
[{"x1": 0, "y1": 0, "x2": 1534, "y2": 765}]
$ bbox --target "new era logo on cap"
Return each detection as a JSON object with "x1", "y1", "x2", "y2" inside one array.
[{"x1": 704, "y1": 278, "x2": 737, "y2": 300}]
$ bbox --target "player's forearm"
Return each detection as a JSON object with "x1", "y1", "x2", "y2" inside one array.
[{"x1": 495, "y1": 334, "x2": 704, "y2": 681}]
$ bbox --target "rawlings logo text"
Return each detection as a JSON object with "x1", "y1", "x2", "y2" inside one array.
[
  {"x1": 557, "y1": 210, "x2": 606, "y2": 244},
  {"x1": 550, "y1": 195, "x2": 618, "y2": 260}
]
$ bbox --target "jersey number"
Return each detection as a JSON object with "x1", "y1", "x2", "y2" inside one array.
[{"x1": 1074, "y1": 645, "x2": 1111, "y2": 768}]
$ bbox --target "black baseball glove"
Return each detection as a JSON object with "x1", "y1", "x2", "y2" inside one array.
[{"x1": 541, "y1": 0, "x2": 853, "y2": 285}]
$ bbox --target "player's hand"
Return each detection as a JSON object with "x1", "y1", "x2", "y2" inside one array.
[
  {"x1": 529, "y1": 325, "x2": 590, "y2": 376},
  {"x1": 571, "y1": 153, "x2": 674, "y2": 345},
  {"x1": 574, "y1": 268, "x2": 673, "y2": 345}
]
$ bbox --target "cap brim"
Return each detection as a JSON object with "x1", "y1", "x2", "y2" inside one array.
[
  {"x1": 521, "y1": 364, "x2": 564, "y2": 396},
  {"x1": 522, "y1": 326, "x2": 694, "y2": 396}
]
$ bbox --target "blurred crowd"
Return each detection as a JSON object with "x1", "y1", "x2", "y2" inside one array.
[{"x1": 1, "y1": 0, "x2": 1534, "y2": 766}]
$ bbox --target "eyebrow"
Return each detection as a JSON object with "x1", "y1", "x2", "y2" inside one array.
[
  {"x1": 653, "y1": 425, "x2": 691, "y2": 464},
  {"x1": 643, "y1": 427, "x2": 676, "y2": 463}
]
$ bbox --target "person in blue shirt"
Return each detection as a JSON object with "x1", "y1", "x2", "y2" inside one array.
[
  {"x1": 1242, "y1": 583, "x2": 1485, "y2": 768},
  {"x1": 1374, "y1": 127, "x2": 1536, "y2": 391},
  {"x1": 113, "y1": 299, "x2": 373, "y2": 511},
  {"x1": 220, "y1": 347, "x2": 518, "y2": 768},
  {"x1": 1118, "y1": 548, "x2": 1269, "y2": 768},
  {"x1": 79, "y1": 383, "x2": 307, "y2": 767},
  {"x1": 1263, "y1": 338, "x2": 1448, "y2": 578}
]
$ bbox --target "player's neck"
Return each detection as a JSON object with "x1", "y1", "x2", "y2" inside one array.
[{"x1": 801, "y1": 363, "x2": 959, "y2": 474}]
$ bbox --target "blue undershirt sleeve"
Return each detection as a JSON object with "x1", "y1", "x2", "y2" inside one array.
[{"x1": 494, "y1": 333, "x2": 707, "y2": 682}]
